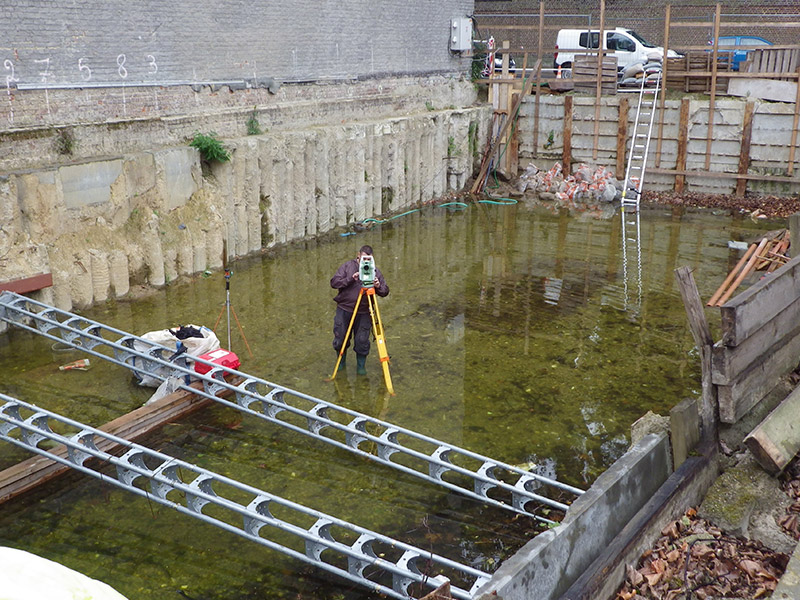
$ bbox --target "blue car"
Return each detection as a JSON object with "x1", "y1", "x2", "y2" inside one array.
[{"x1": 715, "y1": 35, "x2": 772, "y2": 71}]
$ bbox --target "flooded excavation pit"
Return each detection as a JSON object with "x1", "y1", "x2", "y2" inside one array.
[{"x1": 0, "y1": 201, "x2": 784, "y2": 599}]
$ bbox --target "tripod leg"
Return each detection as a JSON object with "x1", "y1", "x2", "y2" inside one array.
[
  {"x1": 329, "y1": 290, "x2": 364, "y2": 380},
  {"x1": 229, "y1": 305, "x2": 254, "y2": 359},
  {"x1": 366, "y1": 292, "x2": 394, "y2": 395}
]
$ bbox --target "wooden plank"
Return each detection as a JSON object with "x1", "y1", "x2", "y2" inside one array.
[
  {"x1": 616, "y1": 97, "x2": 628, "y2": 178},
  {"x1": 0, "y1": 273, "x2": 53, "y2": 294},
  {"x1": 712, "y1": 299, "x2": 800, "y2": 384},
  {"x1": 420, "y1": 582, "x2": 452, "y2": 600},
  {"x1": 0, "y1": 377, "x2": 242, "y2": 505},
  {"x1": 735, "y1": 101, "x2": 755, "y2": 197},
  {"x1": 707, "y1": 243, "x2": 756, "y2": 307},
  {"x1": 720, "y1": 253, "x2": 800, "y2": 346},
  {"x1": 717, "y1": 329, "x2": 800, "y2": 423},
  {"x1": 563, "y1": 95, "x2": 573, "y2": 172},
  {"x1": 715, "y1": 236, "x2": 768, "y2": 307},
  {"x1": 675, "y1": 266, "x2": 716, "y2": 439},
  {"x1": 744, "y1": 384, "x2": 800, "y2": 474}
]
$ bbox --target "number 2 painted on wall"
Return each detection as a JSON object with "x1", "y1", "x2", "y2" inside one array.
[{"x1": 4, "y1": 59, "x2": 18, "y2": 86}]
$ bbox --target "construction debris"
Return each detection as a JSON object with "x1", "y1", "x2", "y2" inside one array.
[
  {"x1": 516, "y1": 162, "x2": 622, "y2": 205},
  {"x1": 707, "y1": 229, "x2": 790, "y2": 307}
]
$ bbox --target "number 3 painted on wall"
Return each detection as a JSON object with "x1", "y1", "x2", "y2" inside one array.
[{"x1": 147, "y1": 55, "x2": 158, "y2": 75}]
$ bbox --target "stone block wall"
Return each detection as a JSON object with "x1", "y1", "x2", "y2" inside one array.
[{"x1": 0, "y1": 106, "x2": 491, "y2": 313}]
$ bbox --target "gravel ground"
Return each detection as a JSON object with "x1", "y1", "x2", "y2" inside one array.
[{"x1": 642, "y1": 191, "x2": 800, "y2": 219}]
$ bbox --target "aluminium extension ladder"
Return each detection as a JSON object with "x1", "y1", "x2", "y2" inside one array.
[{"x1": 621, "y1": 71, "x2": 662, "y2": 208}]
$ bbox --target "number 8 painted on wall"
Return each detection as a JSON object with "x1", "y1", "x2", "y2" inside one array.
[{"x1": 117, "y1": 54, "x2": 128, "y2": 79}]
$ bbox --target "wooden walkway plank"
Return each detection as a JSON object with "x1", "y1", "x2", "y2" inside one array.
[
  {"x1": 745, "y1": 384, "x2": 800, "y2": 474},
  {"x1": 0, "y1": 378, "x2": 241, "y2": 505}
]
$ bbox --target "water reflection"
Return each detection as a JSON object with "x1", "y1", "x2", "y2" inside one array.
[{"x1": 0, "y1": 201, "x2": 782, "y2": 599}]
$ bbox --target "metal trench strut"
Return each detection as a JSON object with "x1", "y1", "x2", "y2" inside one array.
[
  {"x1": 0, "y1": 394, "x2": 488, "y2": 599},
  {"x1": 0, "y1": 291, "x2": 583, "y2": 522}
]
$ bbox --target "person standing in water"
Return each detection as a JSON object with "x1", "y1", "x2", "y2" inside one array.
[{"x1": 330, "y1": 245, "x2": 389, "y2": 375}]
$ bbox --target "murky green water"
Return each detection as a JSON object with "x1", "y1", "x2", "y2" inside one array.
[{"x1": 0, "y1": 201, "x2": 782, "y2": 599}]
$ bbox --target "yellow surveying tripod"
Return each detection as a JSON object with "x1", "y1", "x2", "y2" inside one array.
[{"x1": 330, "y1": 285, "x2": 394, "y2": 395}]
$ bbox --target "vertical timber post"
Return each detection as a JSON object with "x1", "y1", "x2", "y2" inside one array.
[
  {"x1": 617, "y1": 97, "x2": 629, "y2": 178},
  {"x1": 736, "y1": 101, "x2": 755, "y2": 197},
  {"x1": 675, "y1": 98, "x2": 690, "y2": 193},
  {"x1": 656, "y1": 4, "x2": 672, "y2": 167},
  {"x1": 563, "y1": 95, "x2": 573, "y2": 172},
  {"x1": 592, "y1": 0, "x2": 606, "y2": 162},
  {"x1": 675, "y1": 266, "x2": 718, "y2": 442},
  {"x1": 705, "y1": 4, "x2": 722, "y2": 171}
]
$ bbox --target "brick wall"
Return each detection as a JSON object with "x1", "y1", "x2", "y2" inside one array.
[{"x1": 3, "y1": 0, "x2": 472, "y2": 87}]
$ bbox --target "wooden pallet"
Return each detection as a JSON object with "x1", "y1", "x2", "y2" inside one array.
[
  {"x1": 573, "y1": 55, "x2": 618, "y2": 95},
  {"x1": 666, "y1": 52, "x2": 732, "y2": 94},
  {"x1": 707, "y1": 230, "x2": 790, "y2": 307}
]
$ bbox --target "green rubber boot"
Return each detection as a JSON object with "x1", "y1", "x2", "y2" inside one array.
[
  {"x1": 336, "y1": 354, "x2": 346, "y2": 372},
  {"x1": 356, "y1": 354, "x2": 367, "y2": 375}
]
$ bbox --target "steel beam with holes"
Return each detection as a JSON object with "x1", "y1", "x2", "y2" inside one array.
[
  {"x1": 0, "y1": 291, "x2": 583, "y2": 521},
  {"x1": 0, "y1": 394, "x2": 489, "y2": 599}
]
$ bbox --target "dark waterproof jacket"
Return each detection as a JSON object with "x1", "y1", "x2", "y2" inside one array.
[{"x1": 330, "y1": 259, "x2": 389, "y2": 313}]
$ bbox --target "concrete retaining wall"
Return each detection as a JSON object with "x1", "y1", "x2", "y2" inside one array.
[
  {"x1": 0, "y1": 106, "x2": 490, "y2": 314},
  {"x1": 518, "y1": 95, "x2": 800, "y2": 197},
  {"x1": 475, "y1": 433, "x2": 672, "y2": 600}
]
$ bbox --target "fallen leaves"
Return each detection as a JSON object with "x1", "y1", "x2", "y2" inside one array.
[
  {"x1": 615, "y1": 509, "x2": 789, "y2": 600},
  {"x1": 642, "y1": 190, "x2": 800, "y2": 219}
]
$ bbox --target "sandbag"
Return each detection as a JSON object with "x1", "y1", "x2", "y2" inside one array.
[{"x1": 132, "y1": 324, "x2": 220, "y2": 387}]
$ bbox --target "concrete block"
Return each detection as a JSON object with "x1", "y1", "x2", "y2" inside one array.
[
  {"x1": 728, "y1": 78, "x2": 798, "y2": 104},
  {"x1": 155, "y1": 148, "x2": 199, "y2": 211},
  {"x1": 745, "y1": 384, "x2": 800, "y2": 475},
  {"x1": 475, "y1": 433, "x2": 671, "y2": 600},
  {"x1": 670, "y1": 397, "x2": 700, "y2": 469},
  {"x1": 59, "y1": 159, "x2": 122, "y2": 208}
]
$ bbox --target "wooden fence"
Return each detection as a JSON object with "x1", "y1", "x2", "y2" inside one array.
[{"x1": 479, "y1": 1, "x2": 800, "y2": 192}]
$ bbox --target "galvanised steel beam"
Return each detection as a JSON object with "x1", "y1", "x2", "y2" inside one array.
[
  {"x1": 0, "y1": 291, "x2": 583, "y2": 521},
  {"x1": 0, "y1": 394, "x2": 489, "y2": 599}
]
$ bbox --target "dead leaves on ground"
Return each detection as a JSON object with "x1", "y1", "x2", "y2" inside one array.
[{"x1": 615, "y1": 508, "x2": 789, "y2": 600}]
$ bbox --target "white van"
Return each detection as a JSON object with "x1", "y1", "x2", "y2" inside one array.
[{"x1": 554, "y1": 28, "x2": 680, "y2": 73}]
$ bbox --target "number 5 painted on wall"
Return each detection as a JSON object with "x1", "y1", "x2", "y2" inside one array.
[{"x1": 78, "y1": 58, "x2": 92, "y2": 81}]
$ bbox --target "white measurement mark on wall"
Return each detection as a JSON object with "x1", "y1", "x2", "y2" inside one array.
[
  {"x1": 33, "y1": 57, "x2": 52, "y2": 120},
  {"x1": 117, "y1": 54, "x2": 128, "y2": 116},
  {"x1": 4, "y1": 59, "x2": 18, "y2": 125},
  {"x1": 78, "y1": 57, "x2": 92, "y2": 81}
]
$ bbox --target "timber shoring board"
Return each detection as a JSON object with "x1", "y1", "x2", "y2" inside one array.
[
  {"x1": 717, "y1": 328, "x2": 800, "y2": 423},
  {"x1": 712, "y1": 296, "x2": 800, "y2": 385},
  {"x1": 720, "y1": 253, "x2": 800, "y2": 346},
  {"x1": 0, "y1": 377, "x2": 242, "y2": 505},
  {"x1": 745, "y1": 384, "x2": 800, "y2": 475}
]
